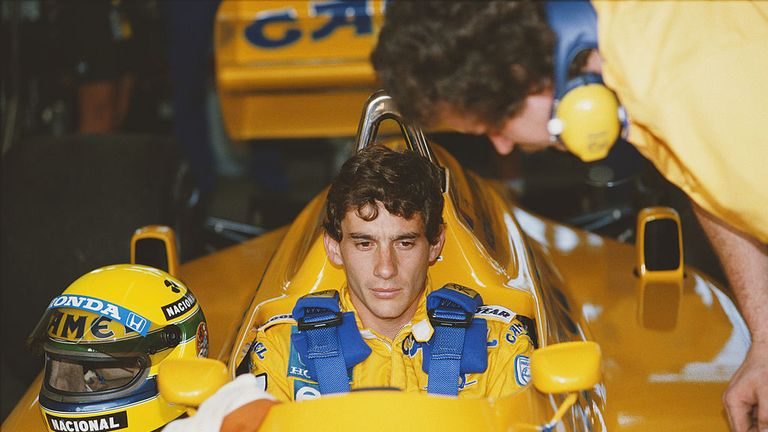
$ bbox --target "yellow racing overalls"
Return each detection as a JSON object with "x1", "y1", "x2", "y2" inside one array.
[{"x1": 249, "y1": 281, "x2": 534, "y2": 401}]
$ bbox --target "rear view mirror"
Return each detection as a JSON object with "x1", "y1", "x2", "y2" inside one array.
[
  {"x1": 635, "y1": 207, "x2": 683, "y2": 281},
  {"x1": 158, "y1": 358, "x2": 229, "y2": 407},
  {"x1": 530, "y1": 341, "x2": 601, "y2": 394},
  {"x1": 635, "y1": 207, "x2": 684, "y2": 330},
  {"x1": 131, "y1": 225, "x2": 180, "y2": 277}
]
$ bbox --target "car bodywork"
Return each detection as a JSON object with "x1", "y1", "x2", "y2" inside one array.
[
  {"x1": 214, "y1": 0, "x2": 385, "y2": 140},
  {"x1": 4, "y1": 1, "x2": 749, "y2": 430},
  {"x1": 5, "y1": 93, "x2": 750, "y2": 431}
]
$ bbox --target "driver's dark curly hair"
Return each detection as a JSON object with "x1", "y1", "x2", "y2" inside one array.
[
  {"x1": 371, "y1": 1, "x2": 554, "y2": 129},
  {"x1": 324, "y1": 145, "x2": 444, "y2": 244}
]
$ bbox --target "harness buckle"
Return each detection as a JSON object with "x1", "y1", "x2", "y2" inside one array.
[
  {"x1": 297, "y1": 311, "x2": 343, "y2": 331},
  {"x1": 428, "y1": 308, "x2": 473, "y2": 328}
]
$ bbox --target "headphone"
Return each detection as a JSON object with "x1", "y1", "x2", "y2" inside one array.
[{"x1": 545, "y1": 1, "x2": 627, "y2": 162}]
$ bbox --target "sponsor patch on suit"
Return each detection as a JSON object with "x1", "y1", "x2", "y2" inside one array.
[
  {"x1": 475, "y1": 305, "x2": 516, "y2": 323},
  {"x1": 287, "y1": 332, "x2": 316, "y2": 382},
  {"x1": 514, "y1": 355, "x2": 531, "y2": 386}
]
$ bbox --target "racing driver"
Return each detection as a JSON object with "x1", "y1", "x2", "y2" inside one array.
[
  {"x1": 165, "y1": 145, "x2": 534, "y2": 432},
  {"x1": 247, "y1": 144, "x2": 534, "y2": 402}
]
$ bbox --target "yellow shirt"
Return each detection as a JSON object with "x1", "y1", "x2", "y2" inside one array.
[
  {"x1": 594, "y1": 1, "x2": 768, "y2": 242},
  {"x1": 249, "y1": 282, "x2": 534, "y2": 401}
]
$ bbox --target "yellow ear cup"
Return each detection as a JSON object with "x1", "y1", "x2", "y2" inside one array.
[{"x1": 549, "y1": 84, "x2": 622, "y2": 162}]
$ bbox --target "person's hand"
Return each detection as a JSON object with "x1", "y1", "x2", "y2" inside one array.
[
  {"x1": 220, "y1": 399, "x2": 280, "y2": 432},
  {"x1": 724, "y1": 341, "x2": 768, "y2": 431}
]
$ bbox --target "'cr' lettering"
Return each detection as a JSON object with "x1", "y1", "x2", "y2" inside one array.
[{"x1": 245, "y1": 1, "x2": 375, "y2": 49}]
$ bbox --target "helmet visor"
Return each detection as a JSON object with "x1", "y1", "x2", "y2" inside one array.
[
  {"x1": 28, "y1": 308, "x2": 185, "y2": 357},
  {"x1": 46, "y1": 354, "x2": 144, "y2": 393}
]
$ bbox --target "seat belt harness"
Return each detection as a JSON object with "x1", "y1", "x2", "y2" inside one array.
[
  {"x1": 291, "y1": 290, "x2": 371, "y2": 395},
  {"x1": 425, "y1": 284, "x2": 487, "y2": 396}
]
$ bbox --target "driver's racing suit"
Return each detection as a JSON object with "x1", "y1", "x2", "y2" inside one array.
[{"x1": 249, "y1": 281, "x2": 535, "y2": 401}]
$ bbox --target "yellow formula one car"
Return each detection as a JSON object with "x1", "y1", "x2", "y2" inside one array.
[
  {"x1": 3, "y1": 2, "x2": 748, "y2": 431},
  {"x1": 5, "y1": 92, "x2": 750, "y2": 432}
]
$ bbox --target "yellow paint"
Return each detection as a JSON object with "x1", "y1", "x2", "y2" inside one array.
[
  {"x1": 531, "y1": 341, "x2": 601, "y2": 394},
  {"x1": 131, "y1": 225, "x2": 180, "y2": 277},
  {"x1": 260, "y1": 391, "x2": 497, "y2": 431},
  {"x1": 2, "y1": 374, "x2": 47, "y2": 431},
  {"x1": 158, "y1": 358, "x2": 229, "y2": 407},
  {"x1": 55, "y1": 264, "x2": 194, "y2": 330},
  {"x1": 215, "y1": 0, "x2": 386, "y2": 139},
  {"x1": 635, "y1": 207, "x2": 684, "y2": 281}
]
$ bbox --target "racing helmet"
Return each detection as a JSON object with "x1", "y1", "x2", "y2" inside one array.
[{"x1": 29, "y1": 264, "x2": 208, "y2": 432}]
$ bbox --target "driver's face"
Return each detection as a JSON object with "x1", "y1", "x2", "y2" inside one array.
[
  {"x1": 324, "y1": 202, "x2": 444, "y2": 333},
  {"x1": 440, "y1": 89, "x2": 564, "y2": 155}
]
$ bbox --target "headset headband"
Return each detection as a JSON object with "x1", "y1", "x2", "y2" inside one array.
[{"x1": 545, "y1": 0, "x2": 600, "y2": 101}]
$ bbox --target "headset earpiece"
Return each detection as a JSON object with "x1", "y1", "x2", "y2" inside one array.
[{"x1": 549, "y1": 74, "x2": 625, "y2": 162}]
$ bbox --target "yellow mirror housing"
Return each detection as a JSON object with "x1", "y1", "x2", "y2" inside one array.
[
  {"x1": 635, "y1": 207, "x2": 684, "y2": 281},
  {"x1": 531, "y1": 341, "x2": 601, "y2": 394},
  {"x1": 131, "y1": 225, "x2": 180, "y2": 277},
  {"x1": 158, "y1": 358, "x2": 229, "y2": 407}
]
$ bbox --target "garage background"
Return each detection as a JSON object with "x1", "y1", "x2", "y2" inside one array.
[{"x1": 0, "y1": 0, "x2": 725, "y2": 421}]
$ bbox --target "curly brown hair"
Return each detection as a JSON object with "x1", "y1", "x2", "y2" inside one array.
[
  {"x1": 323, "y1": 145, "x2": 444, "y2": 244},
  {"x1": 371, "y1": 1, "x2": 554, "y2": 129}
]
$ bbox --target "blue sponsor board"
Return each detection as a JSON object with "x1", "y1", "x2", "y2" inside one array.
[{"x1": 48, "y1": 295, "x2": 150, "y2": 336}]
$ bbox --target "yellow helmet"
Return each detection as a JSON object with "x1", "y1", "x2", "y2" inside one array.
[{"x1": 28, "y1": 264, "x2": 208, "y2": 432}]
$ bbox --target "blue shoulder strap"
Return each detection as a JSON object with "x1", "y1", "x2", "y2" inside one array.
[
  {"x1": 291, "y1": 290, "x2": 371, "y2": 395},
  {"x1": 545, "y1": 0, "x2": 599, "y2": 100},
  {"x1": 424, "y1": 284, "x2": 487, "y2": 396}
]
